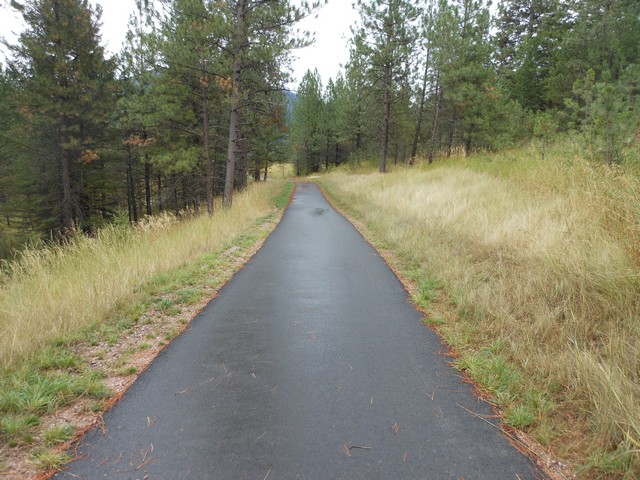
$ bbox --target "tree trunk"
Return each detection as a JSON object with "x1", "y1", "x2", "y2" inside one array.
[
  {"x1": 380, "y1": 62, "x2": 391, "y2": 173},
  {"x1": 126, "y1": 145, "x2": 138, "y2": 223},
  {"x1": 144, "y1": 159, "x2": 152, "y2": 216},
  {"x1": 380, "y1": 2, "x2": 393, "y2": 174},
  {"x1": 465, "y1": 125, "x2": 473, "y2": 157},
  {"x1": 447, "y1": 107, "x2": 457, "y2": 158},
  {"x1": 157, "y1": 174, "x2": 163, "y2": 212},
  {"x1": 237, "y1": 137, "x2": 248, "y2": 191},
  {"x1": 172, "y1": 174, "x2": 179, "y2": 216},
  {"x1": 60, "y1": 150, "x2": 74, "y2": 232},
  {"x1": 428, "y1": 72, "x2": 441, "y2": 165},
  {"x1": 181, "y1": 176, "x2": 189, "y2": 211},
  {"x1": 325, "y1": 139, "x2": 330, "y2": 171},
  {"x1": 411, "y1": 45, "x2": 431, "y2": 164},
  {"x1": 201, "y1": 59, "x2": 214, "y2": 215},
  {"x1": 253, "y1": 159, "x2": 261, "y2": 182},
  {"x1": 223, "y1": 0, "x2": 246, "y2": 209}
]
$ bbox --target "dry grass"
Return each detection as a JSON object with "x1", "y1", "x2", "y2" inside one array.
[
  {"x1": 0, "y1": 181, "x2": 284, "y2": 366},
  {"x1": 319, "y1": 150, "x2": 640, "y2": 478}
]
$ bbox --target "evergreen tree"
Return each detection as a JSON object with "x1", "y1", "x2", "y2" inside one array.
[
  {"x1": 495, "y1": 0, "x2": 567, "y2": 111},
  {"x1": 341, "y1": 47, "x2": 378, "y2": 159},
  {"x1": 7, "y1": 0, "x2": 117, "y2": 235},
  {"x1": 222, "y1": 0, "x2": 319, "y2": 208},
  {"x1": 152, "y1": 0, "x2": 227, "y2": 215},
  {"x1": 118, "y1": 0, "x2": 160, "y2": 220},
  {"x1": 354, "y1": 0, "x2": 419, "y2": 172},
  {"x1": 289, "y1": 69, "x2": 325, "y2": 175}
]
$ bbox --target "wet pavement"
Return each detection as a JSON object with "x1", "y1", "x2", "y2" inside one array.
[{"x1": 55, "y1": 182, "x2": 544, "y2": 479}]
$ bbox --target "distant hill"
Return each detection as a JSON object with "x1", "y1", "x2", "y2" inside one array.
[{"x1": 283, "y1": 90, "x2": 298, "y2": 124}]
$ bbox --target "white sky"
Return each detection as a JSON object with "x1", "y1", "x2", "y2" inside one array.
[{"x1": 0, "y1": 0, "x2": 359, "y2": 90}]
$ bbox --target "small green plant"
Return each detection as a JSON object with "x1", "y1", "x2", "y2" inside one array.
[
  {"x1": 414, "y1": 278, "x2": 441, "y2": 308},
  {"x1": 579, "y1": 449, "x2": 634, "y2": 477},
  {"x1": 158, "y1": 297, "x2": 174, "y2": 311},
  {"x1": 1, "y1": 414, "x2": 40, "y2": 435},
  {"x1": 35, "y1": 347, "x2": 82, "y2": 371},
  {"x1": 505, "y1": 404, "x2": 536, "y2": 429},
  {"x1": 31, "y1": 449, "x2": 72, "y2": 470},
  {"x1": 273, "y1": 181, "x2": 295, "y2": 208},
  {"x1": 176, "y1": 288, "x2": 202, "y2": 305},
  {"x1": 423, "y1": 315, "x2": 445, "y2": 326},
  {"x1": 42, "y1": 425, "x2": 74, "y2": 445},
  {"x1": 164, "y1": 327, "x2": 179, "y2": 341},
  {"x1": 117, "y1": 366, "x2": 137, "y2": 376}
]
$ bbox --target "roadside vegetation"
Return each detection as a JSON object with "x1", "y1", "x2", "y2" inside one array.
[
  {"x1": 318, "y1": 146, "x2": 640, "y2": 478},
  {"x1": 0, "y1": 180, "x2": 292, "y2": 477}
]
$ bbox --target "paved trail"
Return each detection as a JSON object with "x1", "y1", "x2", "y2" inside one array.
[{"x1": 56, "y1": 183, "x2": 543, "y2": 479}]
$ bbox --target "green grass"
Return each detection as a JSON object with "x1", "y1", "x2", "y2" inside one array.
[
  {"x1": 1, "y1": 414, "x2": 40, "y2": 445},
  {"x1": 273, "y1": 181, "x2": 295, "y2": 209},
  {"x1": 31, "y1": 449, "x2": 72, "y2": 470},
  {"x1": 42, "y1": 425, "x2": 73, "y2": 445}
]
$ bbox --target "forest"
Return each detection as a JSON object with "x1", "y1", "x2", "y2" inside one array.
[
  {"x1": 1, "y1": 0, "x2": 639, "y2": 257},
  {"x1": 0, "y1": 0, "x2": 319, "y2": 258},
  {"x1": 289, "y1": 0, "x2": 639, "y2": 175}
]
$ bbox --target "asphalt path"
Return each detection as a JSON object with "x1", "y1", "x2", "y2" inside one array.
[{"x1": 55, "y1": 183, "x2": 543, "y2": 479}]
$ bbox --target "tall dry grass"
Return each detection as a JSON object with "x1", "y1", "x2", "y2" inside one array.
[
  {"x1": 319, "y1": 152, "x2": 640, "y2": 476},
  {"x1": 0, "y1": 181, "x2": 283, "y2": 366}
]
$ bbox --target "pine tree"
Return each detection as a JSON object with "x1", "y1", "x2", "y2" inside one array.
[
  {"x1": 7, "y1": 0, "x2": 116, "y2": 235},
  {"x1": 222, "y1": 0, "x2": 319, "y2": 208},
  {"x1": 495, "y1": 0, "x2": 567, "y2": 111},
  {"x1": 152, "y1": 0, "x2": 228, "y2": 215},
  {"x1": 119, "y1": 0, "x2": 160, "y2": 220},
  {"x1": 289, "y1": 69, "x2": 325, "y2": 175},
  {"x1": 354, "y1": 0, "x2": 419, "y2": 172}
]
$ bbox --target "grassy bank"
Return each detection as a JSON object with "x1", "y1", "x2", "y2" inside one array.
[
  {"x1": 318, "y1": 148, "x2": 640, "y2": 478},
  {"x1": 0, "y1": 180, "x2": 292, "y2": 477},
  {"x1": 0, "y1": 182, "x2": 290, "y2": 365}
]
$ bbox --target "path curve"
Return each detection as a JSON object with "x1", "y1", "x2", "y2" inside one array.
[{"x1": 55, "y1": 182, "x2": 543, "y2": 479}]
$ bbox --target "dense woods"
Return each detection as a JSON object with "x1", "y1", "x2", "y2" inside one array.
[
  {"x1": 289, "y1": 0, "x2": 640, "y2": 174},
  {"x1": 2, "y1": 0, "x2": 638, "y2": 255},
  {"x1": 0, "y1": 0, "x2": 317, "y2": 257}
]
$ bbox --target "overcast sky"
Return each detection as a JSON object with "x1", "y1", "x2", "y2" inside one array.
[{"x1": 0, "y1": 0, "x2": 359, "y2": 90}]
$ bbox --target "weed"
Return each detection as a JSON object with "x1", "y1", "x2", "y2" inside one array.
[
  {"x1": 414, "y1": 278, "x2": 441, "y2": 308},
  {"x1": 31, "y1": 449, "x2": 71, "y2": 470},
  {"x1": 164, "y1": 327, "x2": 179, "y2": 341},
  {"x1": 579, "y1": 450, "x2": 635, "y2": 478},
  {"x1": 34, "y1": 347, "x2": 82, "y2": 371},
  {"x1": 176, "y1": 288, "x2": 202, "y2": 305},
  {"x1": 423, "y1": 316, "x2": 445, "y2": 326},
  {"x1": 42, "y1": 425, "x2": 74, "y2": 445},
  {"x1": 158, "y1": 298, "x2": 174, "y2": 311},
  {"x1": 273, "y1": 181, "x2": 295, "y2": 208},
  {"x1": 1, "y1": 414, "x2": 40, "y2": 439},
  {"x1": 505, "y1": 404, "x2": 536, "y2": 429},
  {"x1": 116, "y1": 366, "x2": 137, "y2": 376}
]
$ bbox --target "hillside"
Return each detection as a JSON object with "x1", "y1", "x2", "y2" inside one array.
[{"x1": 318, "y1": 146, "x2": 640, "y2": 479}]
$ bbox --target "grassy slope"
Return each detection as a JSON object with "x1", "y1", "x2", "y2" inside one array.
[
  {"x1": 318, "y1": 146, "x2": 640, "y2": 479},
  {"x1": 0, "y1": 180, "x2": 293, "y2": 477}
]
